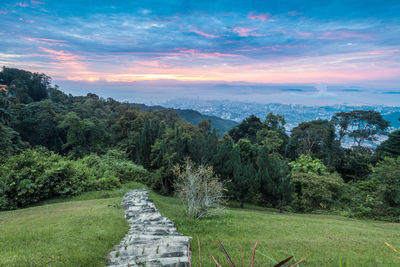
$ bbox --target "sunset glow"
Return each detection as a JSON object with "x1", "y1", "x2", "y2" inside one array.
[{"x1": 1, "y1": 0, "x2": 399, "y2": 104}]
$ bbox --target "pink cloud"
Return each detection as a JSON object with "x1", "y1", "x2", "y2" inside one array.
[
  {"x1": 232, "y1": 27, "x2": 264, "y2": 37},
  {"x1": 247, "y1": 12, "x2": 270, "y2": 22},
  {"x1": 18, "y1": 17, "x2": 23, "y2": 21},
  {"x1": 296, "y1": 31, "x2": 313, "y2": 37},
  {"x1": 318, "y1": 30, "x2": 372, "y2": 40},
  {"x1": 362, "y1": 49, "x2": 400, "y2": 55},
  {"x1": 40, "y1": 47, "x2": 81, "y2": 61},
  {"x1": 26, "y1": 37, "x2": 66, "y2": 44},
  {"x1": 30, "y1": 0, "x2": 45, "y2": 4},
  {"x1": 178, "y1": 49, "x2": 238, "y2": 58},
  {"x1": 0, "y1": 9, "x2": 8, "y2": 15},
  {"x1": 192, "y1": 29, "x2": 218, "y2": 38},
  {"x1": 16, "y1": 2, "x2": 29, "y2": 7}
]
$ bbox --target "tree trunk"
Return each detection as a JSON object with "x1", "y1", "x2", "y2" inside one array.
[{"x1": 240, "y1": 200, "x2": 244, "y2": 208}]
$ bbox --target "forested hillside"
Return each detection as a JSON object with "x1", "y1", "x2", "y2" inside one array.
[
  {"x1": 1, "y1": 67, "x2": 400, "y2": 222},
  {"x1": 132, "y1": 103, "x2": 238, "y2": 133}
]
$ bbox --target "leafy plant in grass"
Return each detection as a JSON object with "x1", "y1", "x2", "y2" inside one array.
[
  {"x1": 188, "y1": 237, "x2": 306, "y2": 267},
  {"x1": 173, "y1": 158, "x2": 225, "y2": 219}
]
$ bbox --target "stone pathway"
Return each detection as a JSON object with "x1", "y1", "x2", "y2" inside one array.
[{"x1": 107, "y1": 189, "x2": 190, "y2": 267}]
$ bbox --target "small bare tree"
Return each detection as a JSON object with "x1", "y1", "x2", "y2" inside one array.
[{"x1": 173, "y1": 158, "x2": 225, "y2": 219}]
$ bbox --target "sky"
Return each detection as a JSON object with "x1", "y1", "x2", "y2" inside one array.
[{"x1": 1, "y1": 0, "x2": 400, "y2": 105}]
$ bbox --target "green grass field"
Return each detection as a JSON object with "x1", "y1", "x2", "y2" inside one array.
[{"x1": 1, "y1": 183, "x2": 399, "y2": 266}]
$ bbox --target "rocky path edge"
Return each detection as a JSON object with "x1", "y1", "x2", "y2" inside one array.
[{"x1": 107, "y1": 189, "x2": 190, "y2": 267}]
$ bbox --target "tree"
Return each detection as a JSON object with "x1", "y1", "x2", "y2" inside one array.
[
  {"x1": 228, "y1": 146, "x2": 256, "y2": 208},
  {"x1": 12, "y1": 100, "x2": 65, "y2": 152},
  {"x1": 188, "y1": 120, "x2": 218, "y2": 165},
  {"x1": 58, "y1": 112, "x2": 108, "y2": 157},
  {"x1": 289, "y1": 155, "x2": 344, "y2": 211},
  {"x1": 287, "y1": 120, "x2": 340, "y2": 168},
  {"x1": 0, "y1": 123, "x2": 24, "y2": 157},
  {"x1": 229, "y1": 115, "x2": 262, "y2": 143},
  {"x1": 331, "y1": 110, "x2": 389, "y2": 147},
  {"x1": 212, "y1": 134, "x2": 235, "y2": 181},
  {"x1": 0, "y1": 67, "x2": 49, "y2": 103},
  {"x1": 377, "y1": 130, "x2": 400, "y2": 158},
  {"x1": 369, "y1": 157, "x2": 400, "y2": 213},
  {"x1": 255, "y1": 146, "x2": 293, "y2": 212}
]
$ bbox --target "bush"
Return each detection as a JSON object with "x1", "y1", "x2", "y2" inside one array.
[
  {"x1": 173, "y1": 158, "x2": 225, "y2": 219},
  {"x1": 291, "y1": 172, "x2": 344, "y2": 211},
  {"x1": 80, "y1": 149, "x2": 151, "y2": 184},
  {"x1": 0, "y1": 148, "x2": 150, "y2": 210},
  {"x1": 341, "y1": 157, "x2": 400, "y2": 221},
  {"x1": 289, "y1": 155, "x2": 344, "y2": 211}
]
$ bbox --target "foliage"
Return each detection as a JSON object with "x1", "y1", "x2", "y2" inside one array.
[
  {"x1": 287, "y1": 120, "x2": 340, "y2": 167},
  {"x1": 288, "y1": 154, "x2": 327, "y2": 175},
  {"x1": 229, "y1": 145, "x2": 256, "y2": 208},
  {"x1": 173, "y1": 159, "x2": 225, "y2": 219},
  {"x1": 291, "y1": 172, "x2": 344, "y2": 211},
  {"x1": 376, "y1": 130, "x2": 400, "y2": 158},
  {"x1": 229, "y1": 115, "x2": 263, "y2": 143},
  {"x1": 0, "y1": 123, "x2": 24, "y2": 157},
  {"x1": 331, "y1": 110, "x2": 389, "y2": 147},
  {"x1": 0, "y1": 67, "x2": 49, "y2": 103},
  {"x1": 255, "y1": 147, "x2": 294, "y2": 211},
  {"x1": 0, "y1": 148, "x2": 149, "y2": 210},
  {"x1": 290, "y1": 155, "x2": 344, "y2": 211},
  {"x1": 344, "y1": 157, "x2": 400, "y2": 220}
]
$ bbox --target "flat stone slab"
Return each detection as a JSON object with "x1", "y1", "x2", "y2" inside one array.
[{"x1": 107, "y1": 189, "x2": 190, "y2": 267}]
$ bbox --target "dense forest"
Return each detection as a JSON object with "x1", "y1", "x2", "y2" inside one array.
[{"x1": 1, "y1": 67, "x2": 399, "y2": 221}]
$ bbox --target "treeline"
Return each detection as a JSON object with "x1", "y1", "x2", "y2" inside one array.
[{"x1": 1, "y1": 67, "x2": 399, "y2": 221}]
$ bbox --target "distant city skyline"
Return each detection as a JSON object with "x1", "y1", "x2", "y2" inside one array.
[{"x1": 1, "y1": 0, "x2": 400, "y2": 105}]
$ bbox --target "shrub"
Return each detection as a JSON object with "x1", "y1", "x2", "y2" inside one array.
[
  {"x1": 0, "y1": 148, "x2": 149, "y2": 210},
  {"x1": 341, "y1": 157, "x2": 400, "y2": 221},
  {"x1": 173, "y1": 158, "x2": 225, "y2": 219},
  {"x1": 80, "y1": 149, "x2": 151, "y2": 183},
  {"x1": 289, "y1": 155, "x2": 344, "y2": 211},
  {"x1": 291, "y1": 172, "x2": 344, "y2": 211}
]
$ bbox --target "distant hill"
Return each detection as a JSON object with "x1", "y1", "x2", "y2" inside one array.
[
  {"x1": 131, "y1": 103, "x2": 238, "y2": 133},
  {"x1": 163, "y1": 99, "x2": 400, "y2": 131}
]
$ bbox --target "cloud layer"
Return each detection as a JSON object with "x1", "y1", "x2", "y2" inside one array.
[{"x1": 0, "y1": 0, "x2": 400, "y2": 104}]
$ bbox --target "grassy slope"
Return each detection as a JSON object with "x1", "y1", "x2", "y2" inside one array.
[
  {"x1": 1, "y1": 183, "x2": 399, "y2": 266},
  {"x1": 151, "y1": 193, "x2": 400, "y2": 267},
  {"x1": 0, "y1": 182, "x2": 143, "y2": 267}
]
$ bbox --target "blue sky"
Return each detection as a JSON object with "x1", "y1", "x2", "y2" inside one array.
[{"x1": 1, "y1": 0, "x2": 400, "y2": 105}]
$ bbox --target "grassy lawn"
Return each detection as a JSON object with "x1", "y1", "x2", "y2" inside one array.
[
  {"x1": 151, "y1": 192, "x2": 400, "y2": 267},
  {"x1": 1, "y1": 183, "x2": 399, "y2": 266},
  {"x1": 0, "y1": 182, "x2": 143, "y2": 267}
]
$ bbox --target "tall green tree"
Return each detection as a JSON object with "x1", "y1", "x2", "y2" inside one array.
[
  {"x1": 377, "y1": 130, "x2": 400, "y2": 158},
  {"x1": 12, "y1": 100, "x2": 65, "y2": 152},
  {"x1": 229, "y1": 115, "x2": 262, "y2": 143},
  {"x1": 228, "y1": 146, "x2": 256, "y2": 208},
  {"x1": 331, "y1": 110, "x2": 389, "y2": 147},
  {"x1": 255, "y1": 146, "x2": 293, "y2": 212},
  {"x1": 287, "y1": 120, "x2": 340, "y2": 169}
]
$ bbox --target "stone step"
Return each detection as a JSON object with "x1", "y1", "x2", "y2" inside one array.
[{"x1": 107, "y1": 189, "x2": 190, "y2": 267}]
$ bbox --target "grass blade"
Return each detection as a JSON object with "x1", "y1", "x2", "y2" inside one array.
[
  {"x1": 274, "y1": 256, "x2": 293, "y2": 267},
  {"x1": 291, "y1": 257, "x2": 306, "y2": 266},
  {"x1": 217, "y1": 239, "x2": 235, "y2": 267},
  {"x1": 211, "y1": 255, "x2": 222, "y2": 267},
  {"x1": 251, "y1": 240, "x2": 258, "y2": 267},
  {"x1": 197, "y1": 236, "x2": 202, "y2": 267}
]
